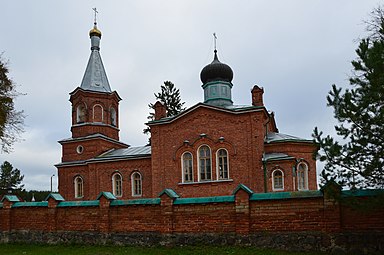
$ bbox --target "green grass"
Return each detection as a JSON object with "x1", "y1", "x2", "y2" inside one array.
[{"x1": 0, "y1": 244, "x2": 327, "y2": 255}]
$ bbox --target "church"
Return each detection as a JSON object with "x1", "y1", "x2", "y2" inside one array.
[{"x1": 55, "y1": 21, "x2": 318, "y2": 200}]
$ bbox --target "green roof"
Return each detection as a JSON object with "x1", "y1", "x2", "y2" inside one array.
[
  {"x1": 158, "y1": 188, "x2": 180, "y2": 199},
  {"x1": 57, "y1": 201, "x2": 100, "y2": 207},
  {"x1": 45, "y1": 193, "x2": 65, "y2": 201},
  {"x1": 341, "y1": 189, "x2": 384, "y2": 197},
  {"x1": 96, "y1": 192, "x2": 116, "y2": 200},
  {"x1": 250, "y1": 190, "x2": 323, "y2": 201},
  {"x1": 233, "y1": 184, "x2": 254, "y2": 195},
  {"x1": 12, "y1": 201, "x2": 48, "y2": 208},
  {"x1": 110, "y1": 198, "x2": 160, "y2": 206},
  {"x1": 1, "y1": 195, "x2": 20, "y2": 202},
  {"x1": 174, "y1": 195, "x2": 235, "y2": 205}
]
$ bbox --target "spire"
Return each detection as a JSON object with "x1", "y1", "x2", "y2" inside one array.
[{"x1": 80, "y1": 8, "x2": 112, "y2": 93}]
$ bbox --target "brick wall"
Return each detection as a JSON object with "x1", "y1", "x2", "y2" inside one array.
[{"x1": 0, "y1": 187, "x2": 383, "y2": 252}]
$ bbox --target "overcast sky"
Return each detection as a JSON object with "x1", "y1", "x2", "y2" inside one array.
[{"x1": 1, "y1": 1, "x2": 380, "y2": 191}]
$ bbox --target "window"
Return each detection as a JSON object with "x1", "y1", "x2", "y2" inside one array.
[
  {"x1": 217, "y1": 149, "x2": 229, "y2": 179},
  {"x1": 182, "y1": 152, "x2": 193, "y2": 182},
  {"x1": 132, "y1": 172, "x2": 142, "y2": 196},
  {"x1": 112, "y1": 173, "x2": 122, "y2": 197},
  {"x1": 272, "y1": 169, "x2": 284, "y2": 191},
  {"x1": 297, "y1": 162, "x2": 308, "y2": 190},
  {"x1": 198, "y1": 145, "x2": 212, "y2": 181},
  {"x1": 76, "y1": 104, "x2": 86, "y2": 123},
  {"x1": 110, "y1": 107, "x2": 117, "y2": 126},
  {"x1": 93, "y1": 104, "x2": 103, "y2": 123},
  {"x1": 74, "y1": 176, "x2": 83, "y2": 198}
]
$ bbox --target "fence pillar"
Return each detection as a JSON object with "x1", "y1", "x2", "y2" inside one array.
[
  {"x1": 46, "y1": 193, "x2": 65, "y2": 232},
  {"x1": 0, "y1": 195, "x2": 20, "y2": 232},
  {"x1": 233, "y1": 184, "x2": 253, "y2": 235},
  {"x1": 159, "y1": 189, "x2": 179, "y2": 234},
  {"x1": 96, "y1": 192, "x2": 116, "y2": 233},
  {"x1": 321, "y1": 181, "x2": 342, "y2": 232}
]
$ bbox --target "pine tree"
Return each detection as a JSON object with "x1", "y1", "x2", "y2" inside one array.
[
  {"x1": 0, "y1": 161, "x2": 24, "y2": 194},
  {"x1": 313, "y1": 6, "x2": 384, "y2": 189},
  {"x1": 143, "y1": 81, "x2": 186, "y2": 137},
  {"x1": 0, "y1": 54, "x2": 24, "y2": 153}
]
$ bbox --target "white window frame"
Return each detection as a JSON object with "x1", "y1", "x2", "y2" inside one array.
[
  {"x1": 92, "y1": 104, "x2": 104, "y2": 123},
  {"x1": 74, "y1": 176, "x2": 84, "y2": 198},
  {"x1": 198, "y1": 145, "x2": 212, "y2": 182},
  {"x1": 110, "y1": 106, "x2": 117, "y2": 126},
  {"x1": 112, "y1": 172, "x2": 123, "y2": 197},
  {"x1": 182, "y1": 152, "x2": 193, "y2": 183},
  {"x1": 76, "y1": 104, "x2": 86, "y2": 123},
  {"x1": 297, "y1": 162, "x2": 309, "y2": 191},
  {"x1": 272, "y1": 169, "x2": 284, "y2": 191},
  {"x1": 216, "y1": 148, "x2": 229, "y2": 180},
  {"x1": 131, "y1": 172, "x2": 142, "y2": 197}
]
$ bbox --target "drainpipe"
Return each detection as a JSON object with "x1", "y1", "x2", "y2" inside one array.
[{"x1": 263, "y1": 160, "x2": 267, "y2": 193}]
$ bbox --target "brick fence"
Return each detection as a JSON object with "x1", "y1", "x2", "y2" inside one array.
[{"x1": 0, "y1": 184, "x2": 383, "y2": 254}]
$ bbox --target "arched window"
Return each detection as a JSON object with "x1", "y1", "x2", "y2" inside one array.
[
  {"x1": 93, "y1": 104, "x2": 104, "y2": 123},
  {"x1": 198, "y1": 145, "x2": 211, "y2": 181},
  {"x1": 110, "y1": 107, "x2": 117, "y2": 126},
  {"x1": 132, "y1": 172, "x2": 142, "y2": 196},
  {"x1": 272, "y1": 169, "x2": 284, "y2": 191},
  {"x1": 217, "y1": 149, "x2": 229, "y2": 180},
  {"x1": 182, "y1": 152, "x2": 193, "y2": 183},
  {"x1": 297, "y1": 162, "x2": 308, "y2": 190},
  {"x1": 112, "y1": 173, "x2": 122, "y2": 197},
  {"x1": 74, "y1": 176, "x2": 83, "y2": 198},
  {"x1": 76, "y1": 104, "x2": 86, "y2": 123}
]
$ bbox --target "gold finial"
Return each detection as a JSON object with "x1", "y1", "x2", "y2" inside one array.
[{"x1": 89, "y1": 7, "x2": 102, "y2": 38}]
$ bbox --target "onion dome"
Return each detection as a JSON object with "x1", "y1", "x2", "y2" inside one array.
[
  {"x1": 89, "y1": 23, "x2": 102, "y2": 38},
  {"x1": 200, "y1": 50, "x2": 233, "y2": 84}
]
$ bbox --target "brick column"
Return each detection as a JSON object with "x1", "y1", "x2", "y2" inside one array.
[
  {"x1": 159, "y1": 189, "x2": 179, "y2": 234},
  {"x1": 0, "y1": 195, "x2": 20, "y2": 232},
  {"x1": 0, "y1": 204, "x2": 12, "y2": 232},
  {"x1": 97, "y1": 192, "x2": 116, "y2": 233},
  {"x1": 235, "y1": 189, "x2": 251, "y2": 234},
  {"x1": 233, "y1": 184, "x2": 253, "y2": 235},
  {"x1": 321, "y1": 181, "x2": 342, "y2": 232},
  {"x1": 47, "y1": 198, "x2": 58, "y2": 232}
]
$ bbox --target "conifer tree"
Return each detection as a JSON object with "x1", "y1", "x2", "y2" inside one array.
[
  {"x1": 0, "y1": 161, "x2": 24, "y2": 194},
  {"x1": 143, "y1": 81, "x2": 186, "y2": 137},
  {"x1": 313, "y1": 6, "x2": 384, "y2": 189}
]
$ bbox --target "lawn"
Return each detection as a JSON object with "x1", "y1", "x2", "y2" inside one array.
[{"x1": 0, "y1": 244, "x2": 327, "y2": 255}]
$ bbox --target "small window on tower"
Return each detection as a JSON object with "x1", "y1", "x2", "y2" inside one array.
[
  {"x1": 76, "y1": 104, "x2": 86, "y2": 123},
  {"x1": 74, "y1": 176, "x2": 84, "y2": 198},
  {"x1": 110, "y1": 107, "x2": 117, "y2": 127}
]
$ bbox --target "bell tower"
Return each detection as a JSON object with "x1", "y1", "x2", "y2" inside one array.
[{"x1": 59, "y1": 17, "x2": 128, "y2": 163}]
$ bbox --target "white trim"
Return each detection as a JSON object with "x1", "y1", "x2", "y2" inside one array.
[
  {"x1": 181, "y1": 152, "x2": 193, "y2": 183},
  {"x1": 272, "y1": 169, "x2": 284, "y2": 191},
  {"x1": 197, "y1": 145, "x2": 212, "y2": 182},
  {"x1": 74, "y1": 176, "x2": 84, "y2": 198},
  {"x1": 131, "y1": 172, "x2": 142, "y2": 197},
  {"x1": 216, "y1": 148, "x2": 229, "y2": 180},
  {"x1": 297, "y1": 162, "x2": 309, "y2": 191},
  {"x1": 110, "y1": 106, "x2": 117, "y2": 126},
  {"x1": 76, "y1": 103, "x2": 86, "y2": 123},
  {"x1": 112, "y1": 172, "x2": 123, "y2": 197}
]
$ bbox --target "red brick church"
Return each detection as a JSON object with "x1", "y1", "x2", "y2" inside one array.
[{"x1": 56, "y1": 22, "x2": 318, "y2": 200}]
